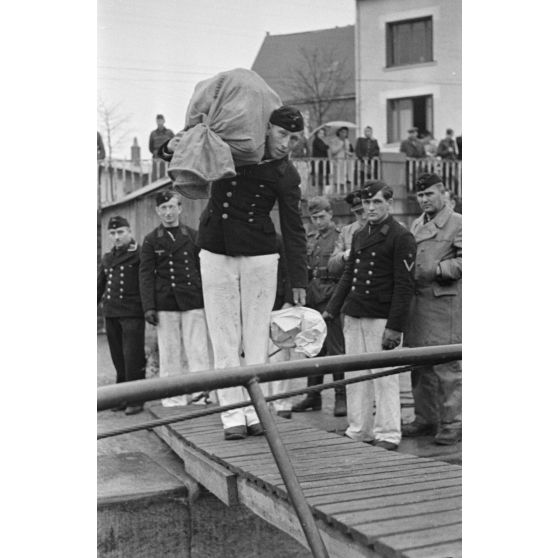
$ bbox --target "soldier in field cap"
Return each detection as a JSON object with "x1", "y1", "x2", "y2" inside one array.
[
  {"x1": 193, "y1": 105, "x2": 308, "y2": 440},
  {"x1": 403, "y1": 173, "x2": 462, "y2": 445},
  {"x1": 324, "y1": 181, "x2": 417, "y2": 451},
  {"x1": 98, "y1": 216, "x2": 146, "y2": 415},
  {"x1": 328, "y1": 189, "x2": 368, "y2": 276},
  {"x1": 292, "y1": 196, "x2": 347, "y2": 417}
]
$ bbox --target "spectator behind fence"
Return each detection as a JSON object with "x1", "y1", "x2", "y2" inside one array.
[
  {"x1": 421, "y1": 130, "x2": 438, "y2": 159},
  {"x1": 456, "y1": 135, "x2": 462, "y2": 160},
  {"x1": 330, "y1": 127, "x2": 354, "y2": 188},
  {"x1": 355, "y1": 126, "x2": 380, "y2": 184},
  {"x1": 403, "y1": 173, "x2": 462, "y2": 446},
  {"x1": 355, "y1": 126, "x2": 380, "y2": 160},
  {"x1": 311, "y1": 128, "x2": 330, "y2": 188},
  {"x1": 329, "y1": 126, "x2": 354, "y2": 160},
  {"x1": 400, "y1": 127, "x2": 426, "y2": 158},
  {"x1": 149, "y1": 114, "x2": 174, "y2": 182},
  {"x1": 437, "y1": 128, "x2": 458, "y2": 160}
]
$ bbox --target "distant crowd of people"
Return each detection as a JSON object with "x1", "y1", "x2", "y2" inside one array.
[
  {"x1": 98, "y1": 105, "x2": 462, "y2": 449},
  {"x1": 400, "y1": 127, "x2": 461, "y2": 161}
]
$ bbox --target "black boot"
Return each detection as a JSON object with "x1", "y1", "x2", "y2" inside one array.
[
  {"x1": 292, "y1": 393, "x2": 322, "y2": 412},
  {"x1": 292, "y1": 376, "x2": 323, "y2": 412},
  {"x1": 333, "y1": 389, "x2": 347, "y2": 417}
]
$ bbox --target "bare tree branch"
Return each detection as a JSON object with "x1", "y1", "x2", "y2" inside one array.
[
  {"x1": 290, "y1": 46, "x2": 351, "y2": 128},
  {"x1": 97, "y1": 96, "x2": 132, "y2": 162}
]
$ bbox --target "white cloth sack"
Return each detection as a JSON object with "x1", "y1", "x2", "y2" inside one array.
[
  {"x1": 269, "y1": 306, "x2": 327, "y2": 358},
  {"x1": 168, "y1": 68, "x2": 282, "y2": 199}
]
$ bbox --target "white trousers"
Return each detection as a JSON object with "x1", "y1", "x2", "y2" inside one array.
[
  {"x1": 261, "y1": 341, "x2": 304, "y2": 412},
  {"x1": 343, "y1": 316, "x2": 402, "y2": 444},
  {"x1": 200, "y1": 250, "x2": 278, "y2": 429},
  {"x1": 157, "y1": 308, "x2": 212, "y2": 407}
]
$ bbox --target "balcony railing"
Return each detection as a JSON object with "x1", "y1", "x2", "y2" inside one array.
[
  {"x1": 405, "y1": 158, "x2": 462, "y2": 198},
  {"x1": 98, "y1": 156, "x2": 462, "y2": 206}
]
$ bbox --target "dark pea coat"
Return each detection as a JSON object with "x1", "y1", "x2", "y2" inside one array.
[
  {"x1": 405, "y1": 206, "x2": 462, "y2": 346},
  {"x1": 326, "y1": 215, "x2": 417, "y2": 332},
  {"x1": 97, "y1": 241, "x2": 143, "y2": 318},
  {"x1": 355, "y1": 137, "x2": 380, "y2": 159},
  {"x1": 139, "y1": 224, "x2": 204, "y2": 312},
  {"x1": 306, "y1": 222, "x2": 341, "y2": 308},
  {"x1": 196, "y1": 157, "x2": 308, "y2": 289}
]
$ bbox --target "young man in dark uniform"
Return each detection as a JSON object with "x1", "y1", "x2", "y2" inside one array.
[
  {"x1": 139, "y1": 191, "x2": 211, "y2": 407},
  {"x1": 291, "y1": 197, "x2": 347, "y2": 417},
  {"x1": 195, "y1": 106, "x2": 308, "y2": 439},
  {"x1": 97, "y1": 216, "x2": 145, "y2": 415},
  {"x1": 324, "y1": 181, "x2": 417, "y2": 450}
]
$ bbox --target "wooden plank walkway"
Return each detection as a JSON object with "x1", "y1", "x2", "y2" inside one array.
[{"x1": 148, "y1": 404, "x2": 461, "y2": 558}]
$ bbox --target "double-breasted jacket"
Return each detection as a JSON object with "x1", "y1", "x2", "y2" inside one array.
[{"x1": 326, "y1": 215, "x2": 417, "y2": 332}]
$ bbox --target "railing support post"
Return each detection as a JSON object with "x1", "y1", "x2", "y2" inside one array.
[{"x1": 245, "y1": 378, "x2": 329, "y2": 558}]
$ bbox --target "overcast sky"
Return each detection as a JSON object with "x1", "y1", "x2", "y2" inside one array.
[{"x1": 97, "y1": 0, "x2": 355, "y2": 158}]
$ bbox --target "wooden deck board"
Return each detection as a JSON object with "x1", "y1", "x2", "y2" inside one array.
[{"x1": 147, "y1": 403, "x2": 461, "y2": 558}]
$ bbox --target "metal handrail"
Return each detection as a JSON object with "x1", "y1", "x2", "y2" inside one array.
[
  {"x1": 97, "y1": 344, "x2": 461, "y2": 558},
  {"x1": 97, "y1": 344, "x2": 461, "y2": 411}
]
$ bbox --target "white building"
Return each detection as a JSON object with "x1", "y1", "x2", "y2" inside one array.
[{"x1": 355, "y1": 0, "x2": 461, "y2": 150}]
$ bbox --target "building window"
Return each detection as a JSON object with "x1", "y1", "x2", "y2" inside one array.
[
  {"x1": 386, "y1": 17, "x2": 433, "y2": 67},
  {"x1": 387, "y1": 95, "x2": 433, "y2": 143}
]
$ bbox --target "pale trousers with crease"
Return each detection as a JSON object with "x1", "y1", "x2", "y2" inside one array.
[
  {"x1": 343, "y1": 316, "x2": 402, "y2": 444},
  {"x1": 262, "y1": 341, "x2": 305, "y2": 412},
  {"x1": 157, "y1": 308, "x2": 212, "y2": 407},
  {"x1": 200, "y1": 250, "x2": 278, "y2": 429}
]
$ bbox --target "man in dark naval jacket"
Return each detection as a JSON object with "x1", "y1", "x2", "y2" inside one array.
[
  {"x1": 98, "y1": 216, "x2": 145, "y2": 415},
  {"x1": 292, "y1": 196, "x2": 347, "y2": 417},
  {"x1": 139, "y1": 190, "x2": 211, "y2": 407},
  {"x1": 195, "y1": 106, "x2": 308, "y2": 440},
  {"x1": 325, "y1": 181, "x2": 417, "y2": 450}
]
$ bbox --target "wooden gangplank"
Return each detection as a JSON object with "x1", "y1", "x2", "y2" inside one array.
[{"x1": 148, "y1": 404, "x2": 462, "y2": 558}]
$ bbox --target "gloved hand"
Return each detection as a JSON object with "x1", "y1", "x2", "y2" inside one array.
[
  {"x1": 382, "y1": 328, "x2": 401, "y2": 351},
  {"x1": 145, "y1": 310, "x2": 159, "y2": 326}
]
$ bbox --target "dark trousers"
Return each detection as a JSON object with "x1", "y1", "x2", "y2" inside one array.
[
  {"x1": 410, "y1": 361, "x2": 462, "y2": 431},
  {"x1": 105, "y1": 317, "x2": 146, "y2": 384},
  {"x1": 308, "y1": 304, "x2": 345, "y2": 395}
]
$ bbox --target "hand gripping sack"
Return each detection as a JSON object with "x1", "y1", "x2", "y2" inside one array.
[{"x1": 168, "y1": 68, "x2": 282, "y2": 199}]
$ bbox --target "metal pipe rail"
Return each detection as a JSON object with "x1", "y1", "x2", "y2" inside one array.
[
  {"x1": 97, "y1": 344, "x2": 461, "y2": 411},
  {"x1": 97, "y1": 343, "x2": 461, "y2": 558}
]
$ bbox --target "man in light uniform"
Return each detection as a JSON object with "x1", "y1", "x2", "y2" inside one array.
[
  {"x1": 403, "y1": 173, "x2": 462, "y2": 445},
  {"x1": 139, "y1": 191, "x2": 211, "y2": 407},
  {"x1": 195, "y1": 106, "x2": 308, "y2": 440},
  {"x1": 324, "y1": 181, "x2": 416, "y2": 450}
]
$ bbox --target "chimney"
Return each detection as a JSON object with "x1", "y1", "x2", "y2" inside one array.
[{"x1": 131, "y1": 137, "x2": 141, "y2": 166}]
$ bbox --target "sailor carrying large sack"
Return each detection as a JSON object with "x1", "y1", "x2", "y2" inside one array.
[{"x1": 159, "y1": 68, "x2": 283, "y2": 199}]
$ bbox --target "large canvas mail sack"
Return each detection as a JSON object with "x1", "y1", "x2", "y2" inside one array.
[{"x1": 168, "y1": 68, "x2": 282, "y2": 199}]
